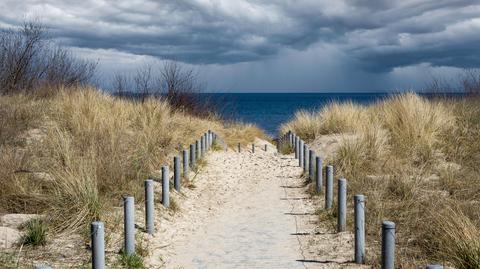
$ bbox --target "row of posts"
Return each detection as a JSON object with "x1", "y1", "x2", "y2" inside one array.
[
  {"x1": 33, "y1": 131, "x2": 218, "y2": 269},
  {"x1": 237, "y1": 142, "x2": 268, "y2": 153},
  {"x1": 279, "y1": 131, "x2": 444, "y2": 269}
]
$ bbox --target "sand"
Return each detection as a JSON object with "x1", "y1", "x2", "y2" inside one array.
[{"x1": 145, "y1": 138, "x2": 370, "y2": 268}]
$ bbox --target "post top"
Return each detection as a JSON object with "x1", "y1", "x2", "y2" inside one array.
[
  {"x1": 354, "y1": 194, "x2": 365, "y2": 201},
  {"x1": 91, "y1": 221, "x2": 103, "y2": 227},
  {"x1": 382, "y1": 220, "x2": 396, "y2": 229}
]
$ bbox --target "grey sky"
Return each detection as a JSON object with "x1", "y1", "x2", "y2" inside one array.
[{"x1": 1, "y1": 0, "x2": 479, "y2": 92}]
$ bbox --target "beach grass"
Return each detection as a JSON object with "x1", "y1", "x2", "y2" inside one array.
[
  {"x1": 0, "y1": 86, "x2": 264, "y2": 235},
  {"x1": 281, "y1": 92, "x2": 480, "y2": 268}
]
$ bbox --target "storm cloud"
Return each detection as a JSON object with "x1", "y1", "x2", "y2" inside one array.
[{"x1": 0, "y1": 0, "x2": 479, "y2": 90}]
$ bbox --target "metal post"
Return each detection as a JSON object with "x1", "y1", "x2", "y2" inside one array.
[
  {"x1": 144, "y1": 179, "x2": 154, "y2": 234},
  {"x1": 174, "y1": 156, "x2": 181, "y2": 191},
  {"x1": 208, "y1": 130, "x2": 212, "y2": 148},
  {"x1": 426, "y1": 265, "x2": 443, "y2": 269},
  {"x1": 303, "y1": 145, "x2": 309, "y2": 173},
  {"x1": 196, "y1": 140, "x2": 201, "y2": 160},
  {"x1": 381, "y1": 221, "x2": 396, "y2": 269},
  {"x1": 315, "y1": 157, "x2": 322, "y2": 193},
  {"x1": 264, "y1": 144, "x2": 267, "y2": 151},
  {"x1": 354, "y1": 194, "x2": 365, "y2": 264},
  {"x1": 203, "y1": 133, "x2": 207, "y2": 152},
  {"x1": 292, "y1": 133, "x2": 295, "y2": 149},
  {"x1": 190, "y1": 144, "x2": 196, "y2": 169},
  {"x1": 252, "y1": 143, "x2": 255, "y2": 153},
  {"x1": 299, "y1": 140, "x2": 304, "y2": 167},
  {"x1": 162, "y1": 166, "x2": 169, "y2": 208},
  {"x1": 238, "y1": 143, "x2": 241, "y2": 153},
  {"x1": 309, "y1": 150, "x2": 315, "y2": 181},
  {"x1": 294, "y1": 136, "x2": 299, "y2": 159},
  {"x1": 91, "y1": 221, "x2": 105, "y2": 269},
  {"x1": 204, "y1": 133, "x2": 208, "y2": 151},
  {"x1": 206, "y1": 131, "x2": 210, "y2": 147},
  {"x1": 325, "y1": 165, "x2": 333, "y2": 209},
  {"x1": 337, "y1": 178, "x2": 347, "y2": 232},
  {"x1": 208, "y1": 132, "x2": 211, "y2": 148},
  {"x1": 182, "y1": 150, "x2": 189, "y2": 180},
  {"x1": 124, "y1": 196, "x2": 135, "y2": 255}
]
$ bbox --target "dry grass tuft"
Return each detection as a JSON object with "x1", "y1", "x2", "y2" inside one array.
[
  {"x1": 222, "y1": 122, "x2": 267, "y2": 148},
  {"x1": 427, "y1": 206, "x2": 480, "y2": 269},
  {"x1": 280, "y1": 101, "x2": 368, "y2": 141},
  {"x1": 376, "y1": 93, "x2": 455, "y2": 164}
]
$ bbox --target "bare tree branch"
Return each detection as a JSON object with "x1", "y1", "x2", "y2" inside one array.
[{"x1": 0, "y1": 20, "x2": 97, "y2": 94}]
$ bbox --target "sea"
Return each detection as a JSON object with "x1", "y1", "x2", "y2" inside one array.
[{"x1": 206, "y1": 92, "x2": 464, "y2": 137}]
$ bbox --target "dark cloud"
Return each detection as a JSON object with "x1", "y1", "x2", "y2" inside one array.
[{"x1": 0, "y1": 0, "x2": 479, "y2": 73}]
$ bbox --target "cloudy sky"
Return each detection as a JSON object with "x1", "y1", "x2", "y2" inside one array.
[{"x1": 1, "y1": 0, "x2": 479, "y2": 92}]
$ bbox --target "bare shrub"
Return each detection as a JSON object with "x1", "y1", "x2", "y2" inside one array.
[
  {"x1": 461, "y1": 69, "x2": 480, "y2": 95},
  {"x1": 134, "y1": 64, "x2": 155, "y2": 102},
  {"x1": 0, "y1": 21, "x2": 96, "y2": 94},
  {"x1": 110, "y1": 60, "x2": 215, "y2": 117},
  {"x1": 160, "y1": 60, "x2": 210, "y2": 115},
  {"x1": 111, "y1": 72, "x2": 131, "y2": 97},
  {"x1": 425, "y1": 68, "x2": 480, "y2": 95}
]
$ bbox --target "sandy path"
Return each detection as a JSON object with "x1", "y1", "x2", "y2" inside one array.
[
  {"x1": 161, "y1": 139, "x2": 305, "y2": 268},
  {"x1": 146, "y1": 138, "x2": 369, "y2": 268}
]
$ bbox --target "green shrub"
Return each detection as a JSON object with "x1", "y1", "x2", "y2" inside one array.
[
  {"x1": 119, "y1": 252, "x2": 144, "y2": 269},
  {"x1": 21, "y1": 218, "x2": 48, "y2": 246}
]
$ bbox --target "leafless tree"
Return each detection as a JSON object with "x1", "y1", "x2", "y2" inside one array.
[
  {"x1": 161, "y1": 60, "x2": 196, "y2": 94},
  {"x1": 426, "y1": 68, "x2": 480, "y2": 96},
  {"x1": 133, "y1": 64, "x2": 155, "y2": 102},
  {"x1": 425, "y1": 75, "x2": 454, "y2": 93},
  {"x1": 43, "y1": 46, "x2": 97, "y2": 88},
  {"x1": 160, "y1": 60, "x2": 210, "y2": 115},
  {"x1": 111, "y1": 72, "x2": 130, "y2": 97},
  {"x1": 108, "y1": 60, "x2": 215, "y2": 115},
  {"x1": 0, "y1": 21, "x2": 96, "y2": 94},
  {"x1": 460, "y1": 68, "x2": 480, "y2": 95}
]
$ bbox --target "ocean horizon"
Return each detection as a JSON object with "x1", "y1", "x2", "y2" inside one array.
[
  {"x1": 114, "y1": 91, "x2": 465, "y2": 136},
  {"x1": 206, "y1": 92, "x2": 465, "y2": 136}
]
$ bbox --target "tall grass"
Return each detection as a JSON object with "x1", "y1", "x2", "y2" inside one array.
[
  {"x1": 283, "y1": 93, "x2": 480, "y2": 267},
  {"x1": 280, "y1": 101, "x2": 368, "y2": 141},
  {"x1": 377, "y1": 93, "x2": 455, "y2": 164},
  {"x1": 0, "y1": 87, "x2": 264, "y2": 233}
]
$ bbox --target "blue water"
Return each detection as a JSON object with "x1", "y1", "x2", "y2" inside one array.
[
  {"x1": 205, "y1": 93, "x2": 385, "y2": 136},
  {"x1": 207, "y1": 92, "x2": 463, "y2": 136}
]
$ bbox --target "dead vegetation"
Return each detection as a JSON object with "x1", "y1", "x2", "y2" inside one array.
[{"x1": 282, "y1": 92, "x2": 480, "y2": 268}]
